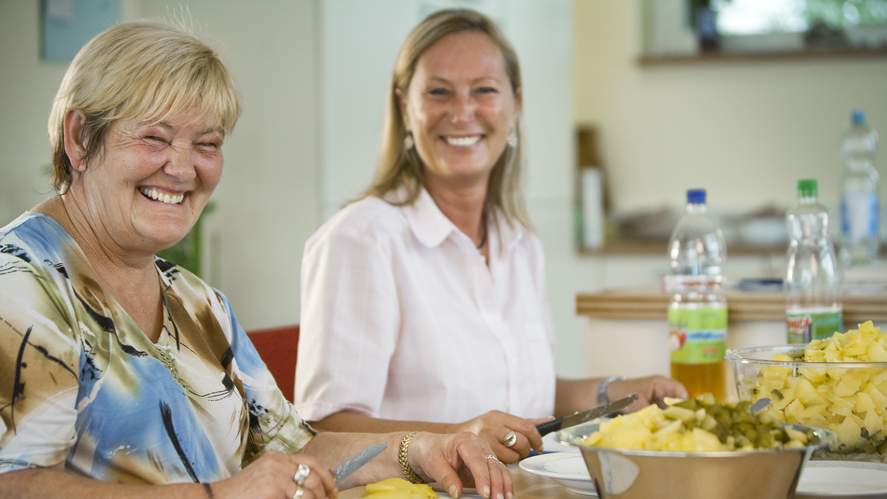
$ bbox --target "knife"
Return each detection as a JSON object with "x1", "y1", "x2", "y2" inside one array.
[
  {"x1": 332, "y1": 443, "x2": 387, "y2": 487},
  {"x1": 535, "y1": 393, "x2": 638, "y2": 436}
]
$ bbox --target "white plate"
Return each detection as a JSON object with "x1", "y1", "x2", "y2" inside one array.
[
  {"x1": 542, "y1": 431, "x2": 581, "y2": 454},
  {"x1": 795, "y1": 461, "x2": 887, "y2": 498},
  {"x1": 519, "y1": 452, "x2": 597, "y2": 496}
]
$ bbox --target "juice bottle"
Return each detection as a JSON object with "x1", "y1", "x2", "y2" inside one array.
[{"x1": 666, "y1": 189, "x2": 727, "y2": 400}]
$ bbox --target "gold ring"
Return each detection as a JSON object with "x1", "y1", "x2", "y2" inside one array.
[
  {"x1": 502, "y1": 430, "x2": 518, "y2": 448},
  {"x1": 293, "y1": 463, "x2": 311, "y2": 487}
]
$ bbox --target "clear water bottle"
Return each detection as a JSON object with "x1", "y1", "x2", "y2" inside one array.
[
  {"x1": 786, "y1": 179, "x2": 843, "y2": 344},
  {"x1": 839, "y1": 110, "x2": 880, "y2": 265},
  {"x1": 666, "y1": 188, "x2": 727, "y2": 400}
]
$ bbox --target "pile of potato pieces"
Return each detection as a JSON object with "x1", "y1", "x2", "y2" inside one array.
[
  {"x1": 361, "y1": 478, "x2": 437, "y2": 499},
  {"x1": 582, "y1": 394, "x2": 814, "y2": 452},
  {"x1": 750, "y1": 321, "x2": 887, "y2": 456}
]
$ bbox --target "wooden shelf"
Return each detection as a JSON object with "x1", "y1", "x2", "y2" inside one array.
[
  {"x1": 638, "y1": 46, "x2": 887, "y2": 66},
  {"x1": 578, "y1": 240, "x2": 785, "y2": 257},
  {"x1": 576, "y1": 288, "x2": 887, "y2": 323},
  {"x1": 579, "y1": 240, "x2": 887, "y2": 257}
]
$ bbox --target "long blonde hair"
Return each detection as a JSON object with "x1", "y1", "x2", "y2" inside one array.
[
  {"x1": 364, "y1": 8, "x2": 530, "y2": 228},
  {"x1": 48, "y1": 21, "x2": 241, "y2": 193}
]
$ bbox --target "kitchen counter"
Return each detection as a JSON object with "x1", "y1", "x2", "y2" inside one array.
[{"x1": 573, "y1": 288, "x2": 887, "y2": 390}]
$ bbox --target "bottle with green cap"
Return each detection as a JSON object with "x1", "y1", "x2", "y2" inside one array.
[{"x1": 785, "y1": 178, "x2": 842, "y2": 344}]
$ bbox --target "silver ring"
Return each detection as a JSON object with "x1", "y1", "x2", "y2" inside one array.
[
  {"x1": 485, "y1": 453, "x2": 502, "y2": 465},
  {"x1": 292, "y1": 486, "x2": 305, "y2": 499},
  {"x1": 293, "y1": 463, "x2": 311, "y2": 487},
  {"x1": 502, "y1": 430, "x2": 518, "y2": 448}
]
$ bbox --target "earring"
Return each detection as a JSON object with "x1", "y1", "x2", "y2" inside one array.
[
  {"x1": 404, "y1": 132, "x2": 414, "y2": 150},
  {"x1": 506, "y1": 128, "x2": 518, "y2": 147}
]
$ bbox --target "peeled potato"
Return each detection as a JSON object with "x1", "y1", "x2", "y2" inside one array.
[
  {"x1": 750, "y1": 321, "x2": 887, "y2": 455},
  {"x1": 583, "y1": 397, "x2": 812, "y2": 452},
  {"x1": 362, "y1": 478, "x2": 437, "y2": 499}
]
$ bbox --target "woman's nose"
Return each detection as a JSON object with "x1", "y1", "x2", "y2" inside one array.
[
  {"x1": 163, "y1": 144, "x2": 198, "y2": 181},
  {"x1": 449, "y1": 92, "x2": 476, "y2": 124}
]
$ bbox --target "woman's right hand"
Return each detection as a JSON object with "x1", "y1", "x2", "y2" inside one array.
[
  {"x1": 454, "y1": 410, "x2": 551, "y2": 463},
  {"x1": 212, "y1": 451, "x2": 337, "y2": 499}
]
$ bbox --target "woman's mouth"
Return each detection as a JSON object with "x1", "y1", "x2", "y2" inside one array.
[
  {"x1": 443, "y1": 135, "x2": 482, "y2": 147},
  {"x1": 139, "y1": 186, "x2": 186, "y2": 205}
]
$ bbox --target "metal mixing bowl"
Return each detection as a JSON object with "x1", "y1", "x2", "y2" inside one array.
[{"x1": 557, "y1": 420, "x2": 830, "y2": 499}]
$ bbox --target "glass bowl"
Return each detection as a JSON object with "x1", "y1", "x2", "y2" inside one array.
[{"x1": 728, "y1": 345, "x2": 887, "y2": 462}]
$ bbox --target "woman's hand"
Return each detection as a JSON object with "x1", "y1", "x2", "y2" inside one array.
[
  {"x1": 454, "y1": 410, "x2": 551, "y2": 463},
  {"x1": 212, "y1": 451, "x2": 337, "y2": 499},
  {"x1": 408, "y1": 432, "x2": 512, "y2": 499},
  {"x1": 608, "y1": 375, "x2": 689, "y2": 412}
]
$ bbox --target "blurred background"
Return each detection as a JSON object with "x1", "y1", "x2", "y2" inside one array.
[{"x1": 1, "y1": 0, "x2": 885, "y2": 376}]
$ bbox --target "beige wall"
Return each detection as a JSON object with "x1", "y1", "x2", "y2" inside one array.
[{"x1": 574, "y1": 0, "x2": 887, "y2": 214}]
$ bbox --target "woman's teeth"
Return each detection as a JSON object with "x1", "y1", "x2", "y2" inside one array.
[
  {"x1": 139, "y1": 187, "x2": 185, "y2": 205},
  {"x1": 444, "y1": 135, "x2": 481, "y2": 147}
]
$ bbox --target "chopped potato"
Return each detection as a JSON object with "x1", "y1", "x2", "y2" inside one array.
[
  {"x1": 745, "y1": 321, "x2": 887, "y2": 457},
  {"x1": 582, "y1": 396, "x2": 814, "y2": 452},
  {"x1": 363, "y1": 478, "x2": 437, "y2": 499}
]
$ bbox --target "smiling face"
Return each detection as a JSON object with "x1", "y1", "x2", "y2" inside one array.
[
  {"x1": 401, "y1": 30, "x2": 520, "y2": 189},
  {"x1": 73, "y1": 111, "x2": 224, "y2": 254}
]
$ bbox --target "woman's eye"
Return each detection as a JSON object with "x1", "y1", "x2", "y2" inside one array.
[
  {"x1": 144, "y1": 135, "x2": 167, "y2": 144},
  {"x1": 427, "y1": 87, "x2": 450, "y2": 97},
  {"x1": 197, "y1": 142, "x2": 220, "y2": 151},
  {"x1": 476, "y1": 86, "x2": 499, "y2": 95}
]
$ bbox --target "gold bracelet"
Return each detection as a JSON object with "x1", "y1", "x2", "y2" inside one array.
[{"x1": 398, "y1": 431, "x2": 423, "y2": 484}]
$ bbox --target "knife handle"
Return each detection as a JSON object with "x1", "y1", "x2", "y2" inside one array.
[{"x1": 535, "y1": 418, "x2": 562, "y2": 437}]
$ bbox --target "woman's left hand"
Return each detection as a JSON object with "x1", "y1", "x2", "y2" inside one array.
[
  {"x1": 608, "y1": 375, "x2": 688, "y2": 413},
  {"x1": 408, "y1": 432, "x2": 512, "y2": 499}
]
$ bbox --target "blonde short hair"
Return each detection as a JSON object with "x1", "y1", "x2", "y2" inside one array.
[
  {"x1": 48, "y1": 21, "x2": 241, "y2": 192},
  {"x1": 365, "y1": 9, "x2": 530, "y2": 228}
]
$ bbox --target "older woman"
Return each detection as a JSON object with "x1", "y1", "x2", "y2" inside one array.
[
  {"x1": 0, "y1": 22, "x2": 510, "y2": 499},
  {"x1": 295, "y1": 9, "x2": 687, "y2": 464}
]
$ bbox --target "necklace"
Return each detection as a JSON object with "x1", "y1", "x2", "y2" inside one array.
[{"x1": 476, "y1": 218, "x2": 487, "y2": 249}]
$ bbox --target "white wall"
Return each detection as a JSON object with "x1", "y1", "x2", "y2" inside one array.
[{"x1": 575, "y1": 0, "x2": 887, "y2": 214}]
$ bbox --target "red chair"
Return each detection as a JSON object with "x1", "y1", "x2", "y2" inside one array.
[{"x1": 247, "y1": 325, "x2": 299, "y2": 403}]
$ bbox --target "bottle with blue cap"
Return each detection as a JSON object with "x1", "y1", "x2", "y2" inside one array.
[
  {"x1": 839, "y1": 109, "x2": 880, "y2": 265},
  {"x1": 666, "y1": 188, "x2": 727, "y2": 400},
  {"x1": 786, "y1": 179, "x2": 842, "y2": 343}
]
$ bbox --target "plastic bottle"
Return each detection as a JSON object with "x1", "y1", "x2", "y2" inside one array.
[
  {"x1": 786, "y1": 179, "x2": 843, "y2": 344},
  {"x1": 666, "y1": 188, "x2": 727, "y2": 400},
  {"x1": 839, "y1": 110, "x2": 880, "y2": 265}
]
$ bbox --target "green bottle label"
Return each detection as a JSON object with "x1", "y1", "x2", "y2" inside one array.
[
  {"x1": 786, "y1": 309, "x2": 843, "y2": 344},
  {"x1": 668, "y1": 305, "x2": 727, "y2": 364}
]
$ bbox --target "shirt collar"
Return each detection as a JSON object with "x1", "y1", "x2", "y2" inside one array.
[
  {"x1": 401, "y1": 187, "x2": 455, "y2": 248},
  {"x1": 401, "y1": 186, "x2": 526, "y2": 253}
]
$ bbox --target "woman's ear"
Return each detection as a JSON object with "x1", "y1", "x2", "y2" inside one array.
[{"x1": 63, "y1": 110, "x2": 88, "y2": 171}]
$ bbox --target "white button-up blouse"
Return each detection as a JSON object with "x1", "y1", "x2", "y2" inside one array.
[{"x1": 294, "y1": 188, "x2": 556, "y2": 424}]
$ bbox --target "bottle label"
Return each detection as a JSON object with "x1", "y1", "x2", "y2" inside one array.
[
  {"x1": 841, "y1": 193, "x2": 879, "y2": 240},
  {"x1": 786, "y1": 309, "x2": 843, "y2": 344},
  {"x1": 668, "y1": 305, "x2": 727, "y2": 364}
]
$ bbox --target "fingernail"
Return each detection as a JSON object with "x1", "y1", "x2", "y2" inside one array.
[
  {"x1": 482, "y1": 486, "x2": 490, "y2": 498},
  {"x1": 496, "y1": 494, "x2": 504, "y2": 499},
  {"x1": 449, "y1": 485, "x2": 459, "y2": 498},
  {"x1": 507, "y1": 493, "x2": 513, "y2": 499}
]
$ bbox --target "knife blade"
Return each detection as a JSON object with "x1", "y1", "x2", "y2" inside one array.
[
  {"x1": 332, "y1": 443, "x2": 387, "y2": 487},
  {"x1": 535, "y1": 393, "x2": 638, "y2": 436}
]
